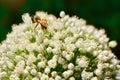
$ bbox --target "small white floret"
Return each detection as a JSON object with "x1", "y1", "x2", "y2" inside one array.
[{"x1": 109, "y1": 41, "x2": 117, "y2": 48}]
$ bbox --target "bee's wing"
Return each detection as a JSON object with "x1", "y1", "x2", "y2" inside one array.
[{"x1": 22, "y1": 13, "x2": 32, "y2": 25}]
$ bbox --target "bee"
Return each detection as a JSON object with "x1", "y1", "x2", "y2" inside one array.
[{"x1": 31, "y1": 15, "x2": 47, "y2": 29}]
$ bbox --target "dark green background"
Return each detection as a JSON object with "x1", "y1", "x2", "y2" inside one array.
[{"x1": 0, "y1": 0, "x2": 120, "y2": 58}]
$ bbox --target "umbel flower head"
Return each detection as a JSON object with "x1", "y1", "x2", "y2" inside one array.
[{"x1": 0, "y1": 11, "x2": 120, "y2": 80}]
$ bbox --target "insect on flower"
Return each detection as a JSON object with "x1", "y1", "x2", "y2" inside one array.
[{"x1": 31, "y1": 15, "x2": 47, "y2": 29}]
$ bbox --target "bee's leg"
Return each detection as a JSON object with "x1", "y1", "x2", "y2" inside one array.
[
  {"x1": 42, "y1": 25, "x2": 47, "y2": 30},
  {"x1": 34, "y1": 23, "x2": 39, "y2": 29},
  {"x1": 31, "y1": 15, "x2": 35, "y2": 23}
]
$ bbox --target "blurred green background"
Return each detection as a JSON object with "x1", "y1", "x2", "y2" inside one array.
[{"x1": 0, "y1": 0, "x2": 120, "y2": 58}]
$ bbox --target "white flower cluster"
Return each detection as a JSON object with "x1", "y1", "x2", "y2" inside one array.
[{"x1": 0, "y1": 11, "x2": 120, "y2": 80}]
